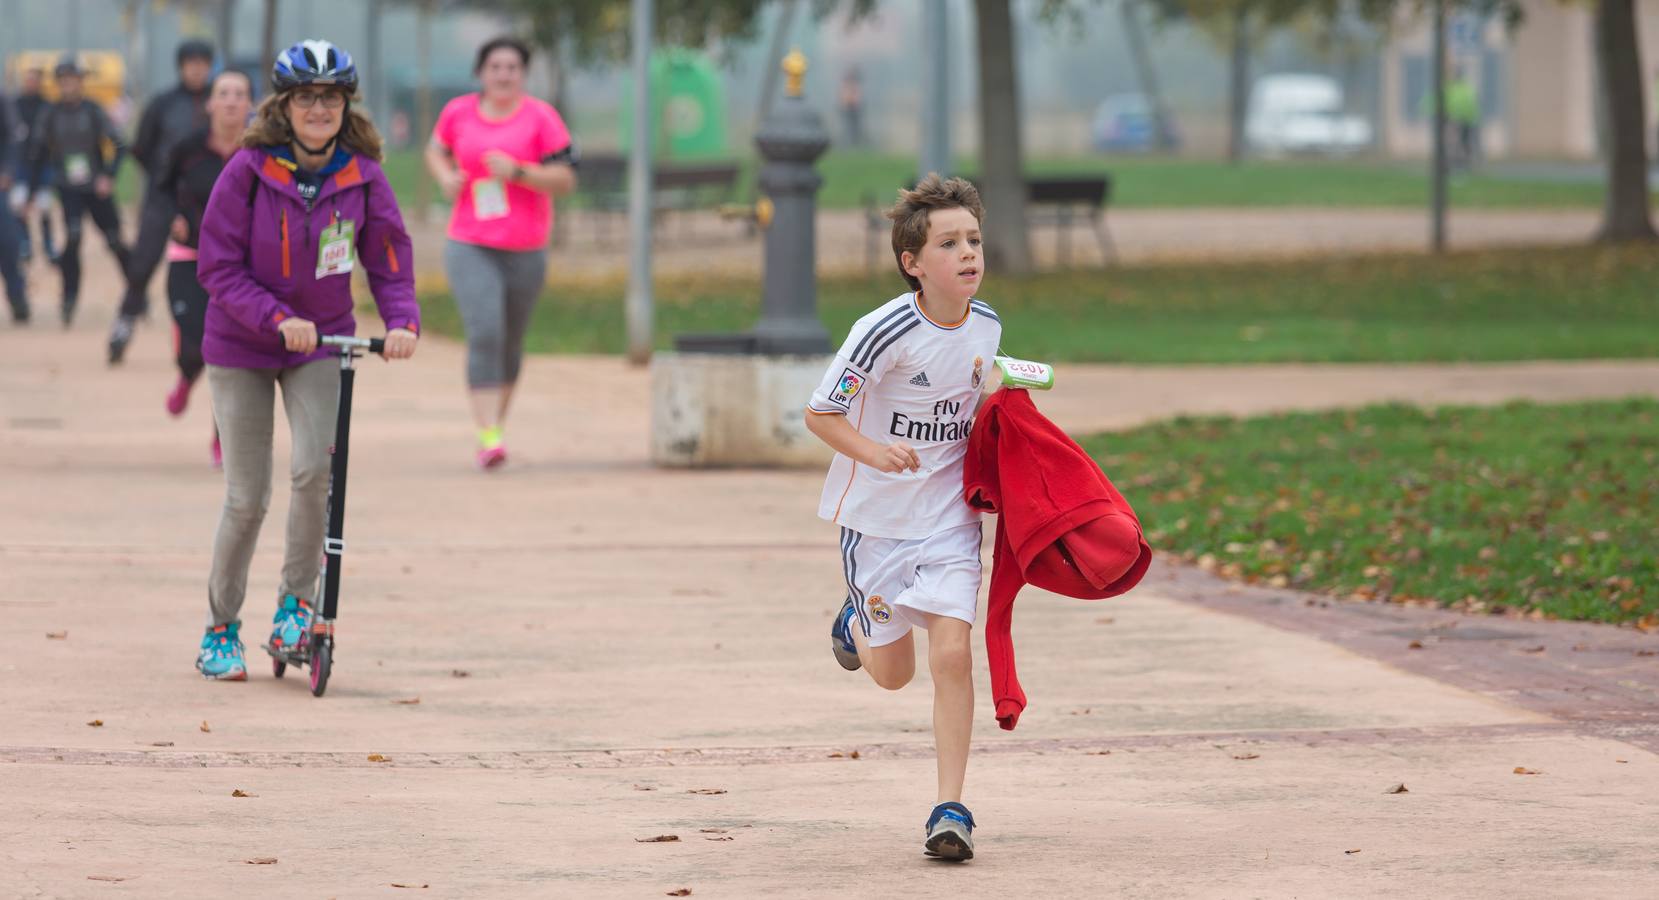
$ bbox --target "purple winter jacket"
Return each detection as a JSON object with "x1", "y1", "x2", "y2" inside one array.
[{"x1": 197, "y1": 146, "x2": 420, "y2": 369}]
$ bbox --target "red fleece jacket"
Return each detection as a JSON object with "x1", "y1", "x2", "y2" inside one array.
[{"x1": 964, "y1": 389, "x2": 1152, "y2": 731}]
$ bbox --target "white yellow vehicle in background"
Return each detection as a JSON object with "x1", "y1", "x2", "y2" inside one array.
[{"x1": 6, "y1": 50, "x2": 127, "y2": 110}]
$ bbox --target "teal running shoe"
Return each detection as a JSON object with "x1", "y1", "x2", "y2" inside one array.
[
  {"x1": 196, "y1": 622, "x2": 247, "y2": 681},
  {"x1": 266, "y1": 594, "x2": 313, "y2": 660}
]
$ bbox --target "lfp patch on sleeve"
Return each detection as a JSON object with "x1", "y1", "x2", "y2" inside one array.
[{"x1": 829, "y1": 368, "x2": 865, "y2": 408}]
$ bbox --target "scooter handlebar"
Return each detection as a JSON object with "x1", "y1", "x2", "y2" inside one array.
[{"x1": 318, "y1": 335, "x2": 386, "y2": 354}]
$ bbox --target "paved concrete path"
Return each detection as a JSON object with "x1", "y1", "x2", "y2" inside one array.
[{"x1": 2, "y1": 289, "x2": 1657, "y2": 898}]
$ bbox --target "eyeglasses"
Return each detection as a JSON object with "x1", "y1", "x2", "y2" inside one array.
[{"x1": 290, "y1": 90, "x2": 347, "y2": 110}]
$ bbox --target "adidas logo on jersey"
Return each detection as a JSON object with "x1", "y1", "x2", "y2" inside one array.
[{"x1": 909, "y1": 372, "x2": 932, "y2": 387}]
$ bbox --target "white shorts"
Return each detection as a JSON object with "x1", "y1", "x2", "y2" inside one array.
[{"x1": 838, "y1": 522, "x2": 983, "y2": 648}]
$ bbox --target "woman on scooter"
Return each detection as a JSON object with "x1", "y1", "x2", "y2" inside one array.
[{"x1": 194, "y1": 39, "x2": 419, "y2": 680}]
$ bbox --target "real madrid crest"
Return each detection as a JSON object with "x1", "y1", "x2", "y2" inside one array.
[
  {"x1": 971, "y1": 356, "x2": 984, "y2": 389},
  {"x1": 867, "y1": 594, "x2": 893, "y2": 624}
]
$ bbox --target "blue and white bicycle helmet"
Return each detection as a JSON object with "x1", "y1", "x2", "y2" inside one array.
[{"x1": 271, "y1": 39, "x2": 358, "y2": 94}]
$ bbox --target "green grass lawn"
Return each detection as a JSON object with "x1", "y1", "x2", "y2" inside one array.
[
  {"x1": 417, "y1": 244, "x2": 1659, "y2": 364},
  {"x1": 378, "y1": 147, "x2": 1611, "y2": 213},
  {"x1": 114, "y1": 145, "x2": 1611, "y2": 213},
  {"x1": 1080, "y1": 400, "x2": 1659, "y2": 626}
]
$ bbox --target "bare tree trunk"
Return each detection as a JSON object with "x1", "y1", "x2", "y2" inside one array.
[
  {"x1": 1430, "y1": 0, "x2": 1447, "y2": 253},
  {"x1": 1121, "y1": 0, "x2": 1174, "y2": 152},
  {"x1": 365, "y1": 0, "x2": 385, "y2": 124},
  {"x1": 973, "y1": 0, "x2": 1033, "y2": 274},
  {"x1": 122, "y1": 0, "x2": 148, "y2": 101},
  {"x1": 1227, "y1": 4, "x2": 1250, "y2": 164},
  {"x1": 218, "y1": 0, "x2": 237, "y2": 63},
  {"x1": 1595, "y1": 0, "x2": 1656, "y2": 242},
  {"x1": 415, "y1": 0, "x2": 434, "y2": 221},
  {"x1": 260, "y1": 0, "x2": 280, "y2": 77}
]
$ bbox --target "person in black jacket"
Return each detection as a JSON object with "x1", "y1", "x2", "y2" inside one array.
[
  {"x1": 155, "y1": 69, "x2": 252, "y2": 464},
  {"x1": 0, "y1": 88, "x2": 29, "y2": 322},
  {"x1": 107, "y1": 39, "x2": 214, "y2": 363},
  {"x1": 23, "y1": 55, "x2": 133, "y2": 328},
  {"x1": 10, "y1": 66, "x2": 56, "y2": 266}
]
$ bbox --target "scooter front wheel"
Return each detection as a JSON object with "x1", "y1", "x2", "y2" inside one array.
[
  {"x1": 309, "y1": 640, "x2": 332, "y2": 697},
  {"x1": 272, "y1": 657, "x2": 287, "y2": 679}
]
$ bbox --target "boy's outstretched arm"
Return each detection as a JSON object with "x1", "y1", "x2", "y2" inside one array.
[{"x1": 805, "y1": 411, "x2": 921, "y2": 474}]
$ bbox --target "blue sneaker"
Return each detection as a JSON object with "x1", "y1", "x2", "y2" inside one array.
[
  {"x1": 924, "y1": 802, "x2": 975, "y2": 860},
  {"x1": 266, "y1": 594, "x2": 313, "y2": 660},
  {"x1": 196, "y1": 622, "x2": 247, "y2": 681},
  {"x1": 831, "y1": 597, "x2": 861, "y2": 671}
]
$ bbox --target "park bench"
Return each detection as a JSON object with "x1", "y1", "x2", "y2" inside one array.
[
  {"x1": 573, "y1": 154, "x2": 744, "y2": 244},
  {"x1": 864, "y1": 173, "x2": 1116, "y2": 272}
]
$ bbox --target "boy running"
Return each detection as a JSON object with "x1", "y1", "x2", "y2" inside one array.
[{"x1": 804, "y1": 174, "x2": 1001, "y2": 861}]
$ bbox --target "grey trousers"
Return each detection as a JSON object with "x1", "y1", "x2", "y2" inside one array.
[
  {"x1": 205, "y1": 359, "x2": 339, "y2": 627},
  {"x1": 444, "y1": 239, "x2": 548, "y2": 388}
]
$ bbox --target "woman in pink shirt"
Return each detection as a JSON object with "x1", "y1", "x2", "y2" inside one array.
[{"x1": 425, "y1": 36, "x2": 578, "y2": 469}]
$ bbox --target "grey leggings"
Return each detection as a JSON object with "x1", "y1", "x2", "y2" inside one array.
[
  {"x1": 444, "y1": 239, "x2": 548, "y2": 389},
  {"x1": 205, "y1": 359, "x2": 339, "y2": 627}
]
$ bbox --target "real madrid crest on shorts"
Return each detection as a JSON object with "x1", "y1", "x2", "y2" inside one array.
[
  {"x1": 971, "y1": 356, "x2": 984, "y2": 389},
  {"x1": 867, "y1": 594, "x2": 893, "y2": 624}
]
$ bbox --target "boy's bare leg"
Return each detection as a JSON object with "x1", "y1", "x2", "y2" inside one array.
[
  {"x1": 853, "y1": 623, "x2": 916, "y2": 691},
  {"x1": 923, "y1": 613, "x2": 973, "y2": 803}
]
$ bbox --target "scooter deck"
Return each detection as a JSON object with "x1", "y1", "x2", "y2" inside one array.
[{"x1": 263, "y1": 640, "x2": 311, "y2": 666}]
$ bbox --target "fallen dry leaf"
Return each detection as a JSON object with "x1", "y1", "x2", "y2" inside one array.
[
  {"x1": 1521, "y1": 645, "x2": 1546, "y2": 654},
  {"x1": 686, "y1": 789, "x2": 727, "y2": 795},
  {"x1": 389, "y1": 884, "x2": 429, "y2": 890},
  {"x1": 46, "y1": 631, "x2": 67, "y2": 640},
  {"x1": 1095, "y1": 617, "x2": 1115, "y2": 625},
  {"x1": 451, "y1": 669, "x2": 471, "y2": 677},
  {"x1": 231, "y1": 789, "x2": 255, "y2": 798},
  {"x1": 1233, "y1": 753, "x2": 1261, "y2": 760},
  {"x1": 1087, "y1": 750, "x2": 1112, "y2": 756},
  {"x1": 698, "y1": 828, "x2": 728, "y2": 834},
  {"x1": 633, "y1": 785, "x2": 657, "y2": 791},
  {"x1": 636, "y1": 835, "x2": 680, "y2": 843},
  {"x1": 87, "y1": 875, "x2": 129, "y2": 882},
  {"x1": 149, "y1": 741, "x2": 174, "y2": 747},
  {"x1": 667, "y1": 891, "x2": 692, "y2": 897},
  {"x1": 245, "y1": 857, "x2": 278, "y2": 865},
  {"x1": 1407, "y1": 640, "x2": 1424, "y2": 650},
  {"x1": 394, "y1": 697, "x2": 421, "y2": 705},
  {"x1": 200, "y1": 721, "x2": 211, "y2": 733},
  {"x1": 1385, "y1": 783, "x2": 1409, "y2": 794},
  {"x1": 1637, "y1": 650, "x2": 1657, "y2": 658},
  {"x1": 705, "y1": 836, "x2": 734, "y2": 842},
  {"x1": 1344, "y1": 849, "x2": 1362, "y2": 855},
  {"x1": 86, "y1": 719, "x2": 103, "y2": 727},
  {"x1": 827, "y1": 752, "x2": 844, "y2": 758},
  {"x1": 1616, "y1": 759, "x2": 1629, "y2": 764},
  {"x1": 1513, "y1": 767, "x2": 1542, "y2": 775},
  {"x1": 367, "y1": 754, "x2": 391, "y2": 763},
  {"x1": 850, "y1": 750, "x2": 861, "y2": 760}
]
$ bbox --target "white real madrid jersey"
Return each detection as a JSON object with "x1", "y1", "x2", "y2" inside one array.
[{"x1": 808, "y1": 291, "x2": 1003, "y2": 540}]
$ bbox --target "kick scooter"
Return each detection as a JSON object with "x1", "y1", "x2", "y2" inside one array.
[{"x1": 269, "y1": 334, "x2": 383, "y2": 697}]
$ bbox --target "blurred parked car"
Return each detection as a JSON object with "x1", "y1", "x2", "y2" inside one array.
[
  {"x1": 1091, "y1": 93, "x2": 1180, "y2": 153},
  {"x1": 1246, "y1": 74, "x2": 1372, "y2": 156}
]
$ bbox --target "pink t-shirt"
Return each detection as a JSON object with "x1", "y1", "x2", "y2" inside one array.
[{"x1": 433, "y1": 93, "x2": 573, "y2": 251}]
